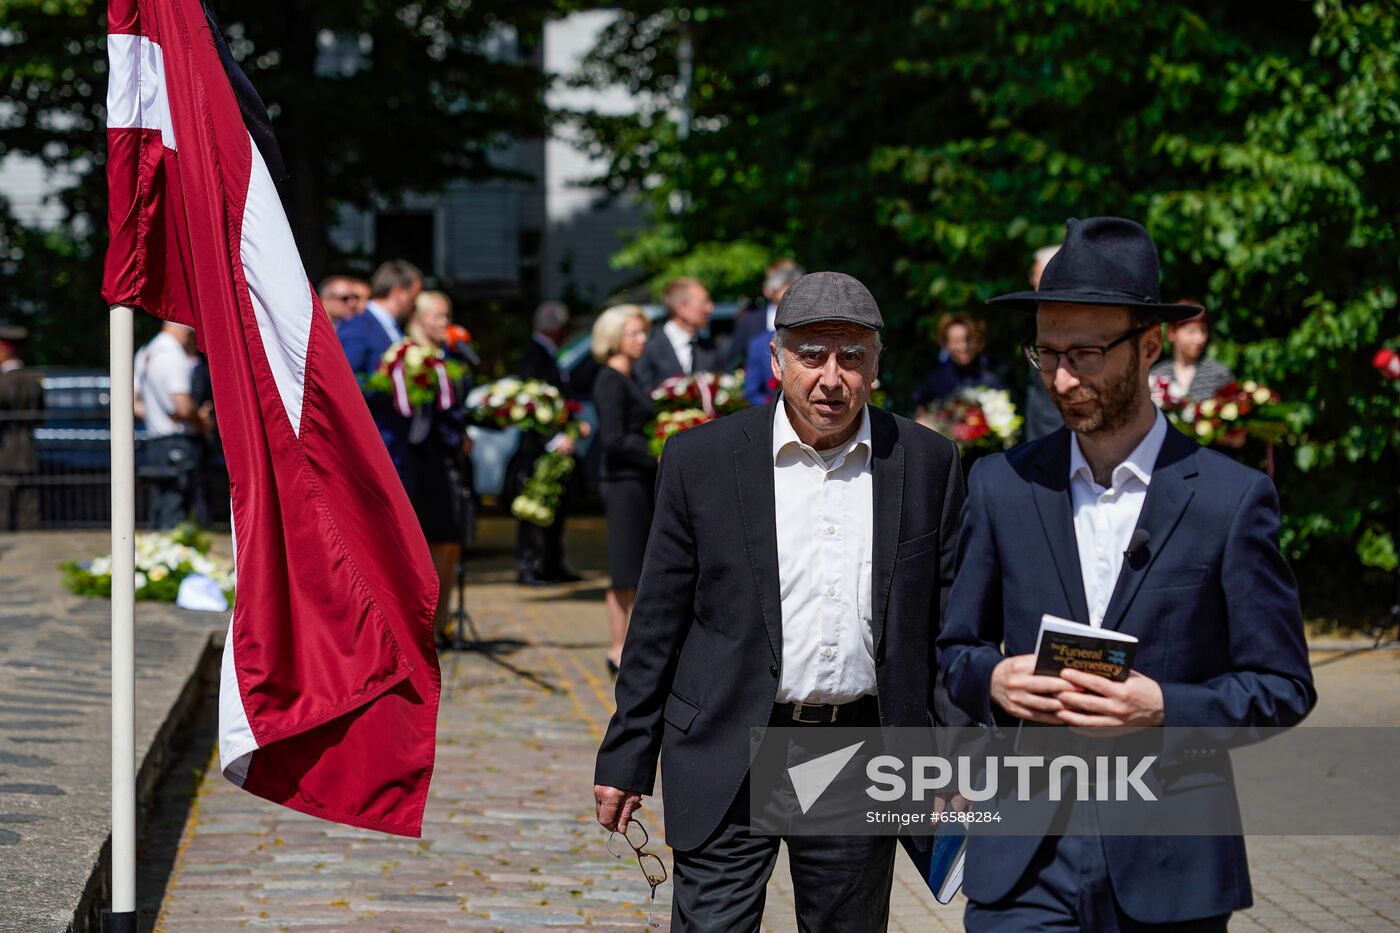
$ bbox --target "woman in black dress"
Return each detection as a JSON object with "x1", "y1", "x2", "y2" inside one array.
[
  {"x1": 590, "y1": 304, "x2": 655, "y2": 674},
  {"x1": 403, "y1": 290, "x2": 474, "y2": 649}
]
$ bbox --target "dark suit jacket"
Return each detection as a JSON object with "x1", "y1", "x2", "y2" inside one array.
[
  {"x1": 634, "y1": 325, "x2": 722, "y2": 392},
  {"x1": 724, "y1": 302, "x2": 771, "y2": 370},
  {"x1": 595, "y1": 402, "x2": 968, "y2": 852},
  {"x1": 937, "y1": 425, "x2": 1316, "y2": 922},
  {"x1": 519, "y1": 335, "x2": 566, "y2": 391},
  {"x1": 337, "y1": 308, "x2": 409, "y2": 471},
  {"x1": 337, "y1": 307, "x2": 396, "y2": 379}
]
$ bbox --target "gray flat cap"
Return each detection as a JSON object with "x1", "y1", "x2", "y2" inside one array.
[{"x1": 773, "y1": 271, "x2": 883, "y2": 331}]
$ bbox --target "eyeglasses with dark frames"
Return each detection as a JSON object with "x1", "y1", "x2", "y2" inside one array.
[
  {"x1": 1022, "y1": 325, "x2": 1151, "y2": 375},
  {"x1": 607, "y1": 817, "x2": 668, "y2": 928}
]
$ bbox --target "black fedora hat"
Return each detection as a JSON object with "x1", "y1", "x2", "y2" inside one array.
[{"x1": 988, "y1": 217, "x2": 1202, "y2": 322}]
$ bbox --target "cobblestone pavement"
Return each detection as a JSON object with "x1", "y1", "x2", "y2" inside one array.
[
  {"x1": 142, "y1": 517, "x2": 1398, "y2": 932},
  {"x1": 0, "y1": 531, "x2": 226, "y2": 933}
]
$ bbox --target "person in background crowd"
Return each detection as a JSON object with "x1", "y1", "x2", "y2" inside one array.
[
  {"x1": 941, "y1": 216, "x2": 1314, "y2": 932},
  {"x1": 0, "y1": 325, "x2": 43, "y2": 531},
  {"x1": 339, "y1": 261, "x2": 422, "y2": 378},
  {"x1": 634, "y1": 277, "x2": 720, "y2": 391},
  {"x1": 188, "y1": 346, "x2": 220, "y2": 527},
  {"x1": 403, "y1": 290, "x2": 474, "y2": 649},
  {"x1": 1023, "y1": 243, "x2": 1066, "y2": 441},
  {"x1": 911, "y1": 311, "x2": 1006, "y2": 417},
  {"x1": 135, "y1": 322, "x2": 205, "y2": 529},
  {"x1": 338, "y1": 260, "x2": 423, "y2": 471},
  {"x1": 727, "y1": 258, "x2": 805, "y2": 371},
  {"x1": 510, "y1": 301, "x2": 581, "y2": 586},
  {"x1": 589, "y1": 305, "x2": 655, "y2": 676},
  {"x1": 595, "y1": 272, "x2": 969, "y2": 931},
  {"x1": 318, "y1": 274, "x2": 369, "y2": 326},
  {"x1": 741, "y1": 261, "x2": 806, "y2": 405},
  {"x1": 1149, "y1": 303, "x2": 1234, "y2": 401}
]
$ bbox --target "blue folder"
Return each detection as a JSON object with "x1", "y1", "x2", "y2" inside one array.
[{"x1": 898, "y1": 824, "x2": 967, "y2": 905}]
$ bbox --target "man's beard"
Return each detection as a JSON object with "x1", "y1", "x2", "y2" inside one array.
[{"x1": 1049, "y1": 352, "x2": 1144, "y2": 435}]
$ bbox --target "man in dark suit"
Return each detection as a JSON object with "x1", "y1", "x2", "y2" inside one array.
[
  {"x1": 337, "y1": 260, "x2": 422, "y2": 472},
  {"x1": 633, "y1": 277, "x2": 721, "y2": 391},
  {"x1": 509, "y1": 300, "x2": 580, "y2": 585},
  {"x1": 725, "y1": 258, "x2": 804, "y2": 372},
  {"x1": 1022, "y1": 243, "x2": 1066, "y2": 441},
  {"x1": 938, "y1": 217, "x2": 1316, "y2": 932},
  {"x1": 0, "y1": 325, "x2": 43, "y2": 531},
  {"x1": 595, "y1": 272, "x2": 968, "y2": 931}
]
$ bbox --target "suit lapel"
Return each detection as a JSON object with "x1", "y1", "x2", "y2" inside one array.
[
  {"x1": 1031, "y1": 430, "x2": 1092, "y2": 624},
  {"x1": 651, "y1": 330, "x2": 684, "y2": 378},
  {"x1": 1101, "y1": 427, "x2": 1199, "y2": 632},
  {"x1": 870, "y1": 410, "x2": 902, "y2": 650},
  {"x1": 734, "y1": 406, "x2": 783, "y2": 665}
]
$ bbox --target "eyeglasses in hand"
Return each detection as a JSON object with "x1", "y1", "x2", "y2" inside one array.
[{"x1": 607, "y1": 817, "x2": 668, "y2": 928}]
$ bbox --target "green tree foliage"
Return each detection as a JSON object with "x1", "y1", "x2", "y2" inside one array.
[
  {"x1": 579, "y1": 1, "x2": 1398, "y2": 618},
  {"x1": 0, "y1": 0, "x2": 559, "y2": 361}
]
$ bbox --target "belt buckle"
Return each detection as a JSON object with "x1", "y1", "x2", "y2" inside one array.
[{"x1": 790, "y1": 702, "x2": 836, "y2": 724}]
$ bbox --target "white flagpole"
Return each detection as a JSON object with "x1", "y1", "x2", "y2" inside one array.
[{"x1": 107, "y1": 305, "x2": 137, "y2": 931}]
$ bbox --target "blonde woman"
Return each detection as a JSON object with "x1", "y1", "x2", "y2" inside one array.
[
  {"x1": 590, "y1": 305, "x2": 654, "y2": 675},
  {"x1": 405, "y1": 290, "x2": 473, "y2": 649}
]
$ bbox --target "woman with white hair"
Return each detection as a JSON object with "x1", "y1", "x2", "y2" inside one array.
[{"x1": 590, "y1": 304, "x2": 654, "y2": 675}]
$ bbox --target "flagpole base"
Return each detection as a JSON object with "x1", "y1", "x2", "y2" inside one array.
[{"x1": 102, "y1": 909, "x2": 137, "y2": 933}]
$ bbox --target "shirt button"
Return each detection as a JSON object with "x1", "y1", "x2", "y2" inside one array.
[
  {"x1": 822, "y1": 647, "x2": 836, "y2": 659},
  {"x1": 827, "y1": 526, "x2": 836, "y2": 535},
  {"x1": 826, "y1": 587, "x2": 836, "y2": 597}
]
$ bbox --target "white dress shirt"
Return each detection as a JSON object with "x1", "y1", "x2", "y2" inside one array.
[
  {"x1": 365, "y1": 300, "x2": 403, "y2": 344},
  {"x1": 1069, "y1": 410, "x2": 1169, "y2": 627},
  {"x1": 134, "y1": 331, "x2": 193, "y2": 438},
  {"x1": 772, "y1": 401, "x2": 877, "y2": 704},
  {"x1": 663, "y1": 319, "x2": 697, "y2": 374}
]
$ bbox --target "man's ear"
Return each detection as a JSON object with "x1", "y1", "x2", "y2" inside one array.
[
  {"x1": 770, "y1": 341, "x2": 783, "y2": 382},
  {"x1": 1143, "y1": 324, "x2": 1164, "y2": 367}
]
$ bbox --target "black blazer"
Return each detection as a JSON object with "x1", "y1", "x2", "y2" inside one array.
[
  {"x1": 938, "y1": 425, "x2": 1316, "y2": 922},
  {"x1": 593, "y1": 366, "x2": 657, "y2": 483},
  {"x1": 633, "y1": 326, "x2": 721, "y2": 392},
  {"x1": 519, "y1": 336, "x2": 565, "y2": 391},
  {"x1": 595, "y1": 402, "x2": 968, "y2": 851}
]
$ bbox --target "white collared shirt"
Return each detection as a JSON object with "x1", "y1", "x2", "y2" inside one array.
[
  {"x1": 134, "y1": 331, "x2": 193, "y2": 438},
  {"x1": 1069, "y1": 411, "x2": 1169, "y2": 627},
  {"x1": 365, "y1": 300, "x2": 403, "y2": 344},
  {"x1": 772, "y1": 400, "x2": 877, "y2": 704},
  {"x1": 663, "y1": 319, "x2": 697, "y2": 374}
]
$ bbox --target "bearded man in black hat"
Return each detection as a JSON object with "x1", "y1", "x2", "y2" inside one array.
[
  {"x1": 938, "y1": 217, "x2": 1315, "y2": 931},
  {"x1": 594, "y1": 271, "x2": 969, "y2": 931}
]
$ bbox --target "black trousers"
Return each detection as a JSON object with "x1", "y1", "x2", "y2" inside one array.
[{"x1": 670, "y1": 703, "x2": 896, "y2": 932}]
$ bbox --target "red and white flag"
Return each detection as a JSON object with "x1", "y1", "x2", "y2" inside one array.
[{"x1": 102, "y1": 0, "x2": 441, "y2": 836}]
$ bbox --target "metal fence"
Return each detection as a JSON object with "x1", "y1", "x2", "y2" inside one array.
[{"x1": 0, "y1": 369, "x2": 230, "y2": 532}]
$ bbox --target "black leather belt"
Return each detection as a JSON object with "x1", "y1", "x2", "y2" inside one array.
[{"x1": 773, "y1": 695, "x2": 878, "y2": 725}]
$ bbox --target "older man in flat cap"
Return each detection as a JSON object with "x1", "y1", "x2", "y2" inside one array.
[{"x1": 594, "y1": 272, "x2": 968, "y2": 931}]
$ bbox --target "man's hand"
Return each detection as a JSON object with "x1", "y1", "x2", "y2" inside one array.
[
  {"x1": 1055, "y1": 669, "x2": 1164, "y2": 729},
  {"x1": 594, "y1": 784, "x2": 644, "y2": 833},
  {"x1": 552, "y1": 434, "x2": 577, "y2": 457},
  {"x1": 989, "y1": 654, "x2": 1076, "y2": 724}
]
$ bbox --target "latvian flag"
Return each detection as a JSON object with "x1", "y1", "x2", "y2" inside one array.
[{"x1": 101, "y1": 0, "x2": 441, "y2": 836}]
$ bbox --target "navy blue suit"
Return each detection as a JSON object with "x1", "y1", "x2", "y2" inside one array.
[
  {"x1": 938, "y1": 425, "x2": 1315, "y2": 927},
  {"x1": 337, "y1": 308, "x2": 410, "y2": 472}
]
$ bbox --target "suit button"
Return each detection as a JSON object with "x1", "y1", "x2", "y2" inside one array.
[{"x1": 769, "y1": 665, "x2": 779, "y2": 678}]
